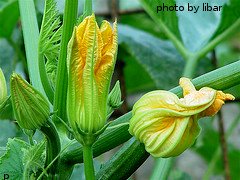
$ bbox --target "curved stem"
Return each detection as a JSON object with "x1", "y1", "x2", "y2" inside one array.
[
  {"x1": 83, "y1": 145, "x2": 95, "y2": 180},
  {"x1": 40, "y1": 120, "x2": 61, "y2": 177}
]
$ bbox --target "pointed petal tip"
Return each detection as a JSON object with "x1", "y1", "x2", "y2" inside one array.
[
  {"x1": 217, "y1": 91, "x2": 235, "y2": 101},
  {"x1": 179, "y1": 77, "x2": 196, "y2": 96}
]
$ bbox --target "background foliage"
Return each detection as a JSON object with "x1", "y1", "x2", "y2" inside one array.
[{"x1": 0, "y1": 0, "x2": 240, "y2": 179}]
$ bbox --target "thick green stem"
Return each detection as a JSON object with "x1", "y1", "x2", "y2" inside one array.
[
  {"x1": 150, "y1": 158, "x2": 174, "y2": 180},
  {"x1": 40, "y1": 120, "x2": 61, "y2": 177},
  {"x1": 84, "y1": 0, "x2": 93, "y2": 16},
  {"x1": 53, "y1": 0, "x2": 78, "y2": 127},
  {"x1": 183, "y1": 56, "x2": 199, "y2": 78},
  {"x1": 96, "y1": 138, "x2": 149, "y2": 180},
  {"x1": 18, "y1": 0, "x2": 45, "y2": 95},
  {"x1": 83, "y1": 145, "x2": 95, "y2": 180}
]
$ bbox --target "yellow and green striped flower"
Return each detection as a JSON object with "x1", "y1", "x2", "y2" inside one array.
[
  {"x1": 67, "y1": 15, "x2": 118, "y2": 144},
  {"x1": 129, "y1": 77, "x2": 234, "y2": 158}
]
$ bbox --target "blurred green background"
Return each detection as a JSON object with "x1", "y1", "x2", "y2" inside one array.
[{"x1": 1, "y1": 0, "x2": 240, "y2": 179}]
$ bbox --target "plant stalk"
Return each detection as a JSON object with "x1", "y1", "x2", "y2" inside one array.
[
  {"x1": 150, "y1": 158, "x2": 174, "y2": 180},
  {"x1": 183, "y1": 55, "x2": 199, "y2": 78},
  {"x1": 40, "y1": 120, "x2": 61, "y2": 177},
  {"x1": 53, "y1": 0, "x2": 78, "y2": 128},
  {"x1": 218, "y1": 111, "x2": 230, "y2": 180},
  {"x1": 83, "y1": 145, "x2": 95, "y2": 180},
  {"x1": 18, "y1": 0, "x2": 45, "y2": 95},
  {"x1": 84, "y1": 0, "x2": 93, "y2": 16}
]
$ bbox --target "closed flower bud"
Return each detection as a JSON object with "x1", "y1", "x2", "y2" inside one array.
[
  {"x1": 10, "y1": 73, "x2": 50, "y2": 130},
  {"x1": 67, "y1": 15, "x2": 117, "y2": 143},
  {"x1": 0, "y1": 68, "x2": 7, "y2": 105},
  {"x1": 107, "y1": 81, "x2": 123, "y2": 113},
  {"x1": 129, "y1": 77, "x2": 234, "y2": 158}
]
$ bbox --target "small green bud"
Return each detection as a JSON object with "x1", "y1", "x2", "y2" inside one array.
[
  {"x1": 10, "y1": 73, "x2": 50, "y2": 130},
  {"x1": 107, "y1": 81, "x2": 123, "y2": 114},
  {"x1": 0, "y1": 68, "x2": 7, "y2": 105}
]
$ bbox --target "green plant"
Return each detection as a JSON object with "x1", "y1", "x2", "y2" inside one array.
[{"x1": 0, "y1": 0, "x2": 240, "y2": 179}]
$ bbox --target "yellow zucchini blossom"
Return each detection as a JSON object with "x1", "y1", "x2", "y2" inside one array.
[
  {"x1": 129, "y1": 77, "x2": 234, "y2": 158},
  {"x1": 67, "y1": 15, "x2": 117, "y2": 144}
]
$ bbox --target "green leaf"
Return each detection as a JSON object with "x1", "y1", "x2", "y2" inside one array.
[
  {"x1": 39, "y1": 0, "x2": 62, "y2": 87},
  {"x1": 118, "y1": 25, "x2": 213, "y2": 91},
  {"x1": 140, "y1": 0, "x2": 181, "y2": 39},
  {"x1": 0, "y1": 97, "x2": 14, "y2": 120},
  {"x1": 140, "y1": 0, "x2": 240, "y2": 56},
  {"x1": 118, "y1": 24, "x2": 184, "y2": 90},
  {"x1": 176, "y1": 0, "x2": 226, "y2": 52},
  {"x1": 0, "y1": 121, "x2": 17, "y2": 146},
  {"x1": 120, "y1": 51, "x2": 156, "y2": 93},
  {"x1": 22, "y1": 141, "x2": 45, "y2": 178},
  {"x1": 120, "y1": 13, "x2": 163, "y2": 38},
  {"x1": 213, "y1": 0, "x2": 240, "y2": 38},
  {"x1": 0, "y1": 138, "x2": 29, "y2": 179},
  {"x1": 0, "y1": 0, "x2": 19, "y2": 38}
]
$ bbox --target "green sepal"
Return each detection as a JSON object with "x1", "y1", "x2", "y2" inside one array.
[
  {"x1": 75, "y1": 121, "x2": 112, "y2": 146},
  {"x1": 10, "y1": 73, "x2": 50, "y2": 130}
]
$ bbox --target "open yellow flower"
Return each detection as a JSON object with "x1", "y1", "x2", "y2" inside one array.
[
  {"x1": 67, "y1": 15, "x2": 117, "y2": 144},
  {"x1": 129, "y1": 77, "x2": 234, "y2": 158}
]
